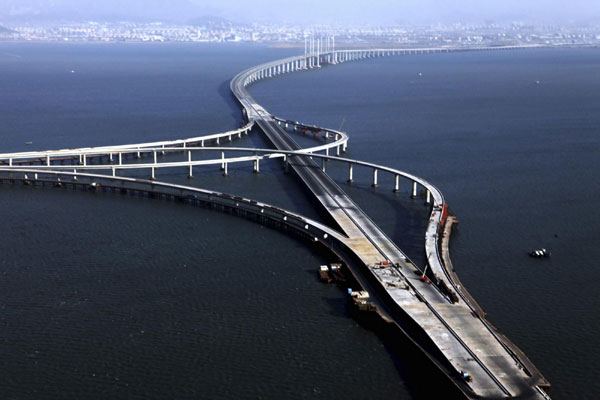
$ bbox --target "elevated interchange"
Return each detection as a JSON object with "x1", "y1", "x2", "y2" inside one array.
[{"x1": 1, "y1": 45, "x2": 550, "y2": 399}]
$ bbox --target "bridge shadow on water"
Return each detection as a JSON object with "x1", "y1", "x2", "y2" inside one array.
[{"x1": 218, "y1": 79, "x2": 246, "y2": 126}]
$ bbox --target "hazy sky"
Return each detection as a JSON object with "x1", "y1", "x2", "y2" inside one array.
[{"x1": 1, "y1": 0, "x2": 599, "y2": 25}]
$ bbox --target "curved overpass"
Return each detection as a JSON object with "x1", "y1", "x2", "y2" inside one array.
[{"x1": 1, "y1": 46, "x2": 550, "y2": 399}]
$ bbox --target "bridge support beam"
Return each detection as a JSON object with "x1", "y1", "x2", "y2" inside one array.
[
  {"x1": 372, "y1": 169, "x2": 379, "y2": 187},
  {"x1": 411, "y1": 181, "x2": 418, "y2": 198},
  {"x1": 348, "y1": 163, "x2": 354, "y2": 183}
]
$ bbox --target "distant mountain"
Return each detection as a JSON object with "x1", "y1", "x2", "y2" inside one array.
[
  {"x1": 187, "y1": 15, "x2": 238, "y2": 28},
  {"x1": 0, "y1": 25, "x2": 16, "y2": 34}
]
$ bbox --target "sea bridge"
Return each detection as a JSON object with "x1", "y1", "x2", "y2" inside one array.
[{"x1": 0, "y1": 45, "x2": 551, "y2": 399}]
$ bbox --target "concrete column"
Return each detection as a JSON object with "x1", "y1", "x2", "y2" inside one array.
[
  {"x1": 325, "y1": 147, "x2": 329, "y2": 156},
  {"x1": 223, "y1": 162, "x2": 228, "y2": 176},
  {"x1": 394, "y1": 174, "x2": 400, "y2": 192},
  {"x1": 348, "y1": 163, "x2": 354, "y2": 183},
  {"x1": 109, "y1": 152, "x2": 113, "y2": 161},
  {"x1": 112, "y1": 167, "x2": 116, "y2": 177},
  {"x1": 253, "y1": 158, "x2": 260, "y2": 173},
  {"x1": 183, "y1": 141, "x2": 187, "y2": 148},
  {"x1": 153, "y1": 151, "x2": 157, "y2": 165},
  {"x1": 8, "y1": 158, "x2": 12, "y2": 167},
  {"x1": 426, "y1": 189, "x2": 431, "y2": 204},
  {"x1": 336, "y1": 145, "x2": 341, "y2": 156},
  {"x1": 216, "y1": 137, "x2": 220, "y2": 145},
  {"x1": 221, "y1": 151, "x2": 225, "y2": 170},
  {"x1": 201, "y1": 140, "x2": 204, "y2": 147},
  {"x1": 188, "y1": 164, "x2": 193, "y2": 178},
  {"x1": 372, "y1": 169, "x2": 379, "y2": 187},
  {"x1": 161, "y1": 145, "x2": 165, "y2": 155},
  {"x1": 137, "y1": 149, "x2": 141, "y2": 158},
  {"x1": 188, "y1": 150, "x2": 192, "y2": 178},
  {"x1": 151, "y1": 167, "x2": 156, "y2": 180},
  {"x1": 321, "y1": 158, "x2": 326, "y2": 172},
  {"x1": 73, "y1": 169, "x2": 77, "y2": 181},
  {"x1": 46, "y1": 155, "x2": 50, "y2": 166},
  {"x1": 118, "y1": 152, "x2": 122, "y2": 165},
  {"x1": 411, "y1": 181, "x2": 418, "y2": 198},
  {"x1": 83, "y1": 154, "x2": 87, "y2": 166}
]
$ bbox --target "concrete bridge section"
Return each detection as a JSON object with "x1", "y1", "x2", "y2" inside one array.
[
  {"x1": 2, "y1": 45, "x2": 552, "y2": 399},
  {"x1": 230, "y1": 48, "x2": 550, "y2": 399}
]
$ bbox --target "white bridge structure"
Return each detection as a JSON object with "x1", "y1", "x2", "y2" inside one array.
[{"x1": 0, "y1": 45, "x2": 551, "y2": 399}]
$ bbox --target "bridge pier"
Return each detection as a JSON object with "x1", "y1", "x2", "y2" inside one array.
[
  {"x1": 253, "y1": 158, "x2": 260, "y2": 173},
  {"x1": 348, "y1": 163, "x2": 354, "y2": 183},
  {"x1": 372, "y1": 168, "x2": 379, "y2": 187},
  {"x1": 411, "y1": 181, "x2": 418, "y2": 198}
]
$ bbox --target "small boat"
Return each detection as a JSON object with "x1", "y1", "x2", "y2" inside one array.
[{"x1": 529, "y1": 248, "x2": 550, "y2": 258}]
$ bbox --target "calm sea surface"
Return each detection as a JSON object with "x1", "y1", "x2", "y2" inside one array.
[{"x1": 0, "y1": 43, "x2": 598, "y2": 399}]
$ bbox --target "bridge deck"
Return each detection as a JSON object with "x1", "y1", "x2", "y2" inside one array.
[
  {"x1": 256, "y1": 118, "x2": 539, "y2": 398},
  {"x1": 233, "y1": 50, "x2": 549, "y2": 399}
]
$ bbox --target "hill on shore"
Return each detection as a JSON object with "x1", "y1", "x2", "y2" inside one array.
[{"x1": 0, "y1": 25, "x2": 16, "y2": 34}]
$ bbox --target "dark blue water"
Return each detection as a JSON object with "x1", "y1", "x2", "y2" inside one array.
[{"x1": 0, "y1": 43, "x2": 598, "y2": 399}]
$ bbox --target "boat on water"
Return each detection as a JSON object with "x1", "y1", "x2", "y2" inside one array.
[{"x1": 529, "y1": 248, "x2": 551, "y2": 258}]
